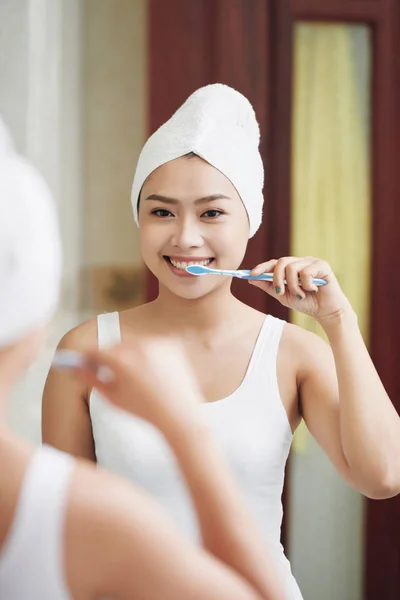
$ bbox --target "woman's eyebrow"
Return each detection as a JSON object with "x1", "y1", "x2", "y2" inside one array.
[{"x1": 144, "y1": 193, "x2": 231, "y2": 205}]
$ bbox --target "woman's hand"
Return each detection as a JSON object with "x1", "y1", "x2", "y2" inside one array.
[
  {"x1": 73, "y1": 338, "x2": 203, "y2": 433},
  {"x1": 249, "y1": 256, "x2": 353, "y2": 323}
]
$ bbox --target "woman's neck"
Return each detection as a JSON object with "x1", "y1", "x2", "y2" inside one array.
[{"x1": 148, "y1": 282, "x2": 251, "y2": 336}]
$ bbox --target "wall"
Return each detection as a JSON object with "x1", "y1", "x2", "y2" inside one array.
[{"x1": 2, "y1": 0, "x2": 147, "y2": 441}]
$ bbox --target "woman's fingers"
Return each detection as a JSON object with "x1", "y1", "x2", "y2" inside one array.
[
  {"x1": 298, "y1": 260, "x2": 329, "y2": 292},
  {"x1": 249, "y1": 256, "x2": 325, "y2": 298},
  {"x1": 272, "y1": 257, "x2": 302, "y2": 296},
  {"x1": 249, "y1": 258, "x2": 288, "y2": 296},
  {"x1": 249, "y1": 258, "x2": 295, "y2": 296},
  {"x1": 250, "y1": 259, "x2": 278, "y2": 277},
  {"x1": 285, "y1": 261, "x2": 307, "y2": 299}
]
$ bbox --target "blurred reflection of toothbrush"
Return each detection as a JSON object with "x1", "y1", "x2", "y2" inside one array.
[{"x1": 52, "y1": 349, "x2": 114, "y2": 382}]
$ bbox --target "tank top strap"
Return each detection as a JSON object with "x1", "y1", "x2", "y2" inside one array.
[
  {"x1": 247, "y1": 314, "x2": 286, "y2": 376},
  {"x1": 246, "y1": 315, "x2": 292, "y2": 436},
  {"x1": 97, "y1": 312, "x2": 121, "y2": 348}
]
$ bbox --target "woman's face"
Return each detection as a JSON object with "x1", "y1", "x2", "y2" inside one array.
[{"x1": 138, "y1": 156, "x2": 250, "y2": 300}]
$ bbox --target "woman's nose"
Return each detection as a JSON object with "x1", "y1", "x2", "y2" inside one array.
[{"x1": 170, "y1": 218, "x2": 204, "y2": 250}]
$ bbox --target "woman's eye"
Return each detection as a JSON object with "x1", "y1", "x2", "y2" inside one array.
[
  {"x1": 151, "y1": 208, "x2": 173, "y2": 217},
  {"x1": 202, "y1": 210, "x2": 223, "y2": 219}
]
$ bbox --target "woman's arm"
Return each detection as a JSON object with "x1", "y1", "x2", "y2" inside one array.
[
  {"x1": 298, "y1": 309, "x2": 400, "y2": 499},
  {"x1": 42, "y1": 321, "x2": 97, "y2": 461},
  {"x1": 250, "y1": 256, "x2": 400, "y2": 499}
]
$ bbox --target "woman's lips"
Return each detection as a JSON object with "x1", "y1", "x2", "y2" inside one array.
[{"x1": 163, "y1": 256, "x2": 214, "y2": 278}]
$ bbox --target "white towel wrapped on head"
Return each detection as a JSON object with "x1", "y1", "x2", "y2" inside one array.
[
  {"x1": 0, "y1": 118, "x2": 61, "y2": 348},
  {"x1": 131, "y1": 84, "x2": 264, "y2": 238}
]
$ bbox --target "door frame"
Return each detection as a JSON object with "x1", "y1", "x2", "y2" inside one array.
[{"x1": 265, "y1": 1, "x2": 400, "y2": 598}]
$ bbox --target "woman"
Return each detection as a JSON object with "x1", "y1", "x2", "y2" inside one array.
[
  {"x1": 0, "y1": 117, "x2": 285, "y2": 600},
  {"x1": 43, "y1": 84, "x2": 400, "y2": 600}
]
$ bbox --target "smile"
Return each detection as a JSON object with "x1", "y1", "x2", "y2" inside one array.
[{"x1": 164, "y1": 256, "x2": 214, "y2": 275}]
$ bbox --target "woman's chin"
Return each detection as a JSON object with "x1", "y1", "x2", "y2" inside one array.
[{"x1": 158, "y1": 277, "x2": 228, "y2": 301}]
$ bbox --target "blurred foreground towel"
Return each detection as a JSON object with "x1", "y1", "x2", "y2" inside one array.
[{"x1": 0, "y1": 118, "x2": 61, "y2": 347}]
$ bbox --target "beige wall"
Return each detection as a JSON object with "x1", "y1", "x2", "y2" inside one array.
[
  {"x1": 83, "y1": 0, "x2": 147, "y2": 263},
  {"x1": 83, "y1": 0, "x2": 147, "y2": 311}
]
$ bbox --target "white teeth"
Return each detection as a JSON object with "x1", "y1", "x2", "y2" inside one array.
[{"x1": 169, "y1": 258, "x2": 212, "y2": 270}]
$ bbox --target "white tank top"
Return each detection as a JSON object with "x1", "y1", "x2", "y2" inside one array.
[
  {"x1": 0, "y1": 445, "x2": 74, "y2": 599},
  {"x1": 90, "y1": 311, "x2": 303, "y2": 600}
]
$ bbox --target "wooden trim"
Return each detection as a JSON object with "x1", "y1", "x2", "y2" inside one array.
[
  {"x1": 292, "y1": 0, "x2": 382, "y2": 22},
  {"x1": 369, "y1": 5, "x2": 399, "y2": 403},
  {"x1": 148, "y1": 0, "x2": 214, "y2": 130},
  {"x1": 265, "y1": 0, "x2": 293, "y2": 321},
  {"x1": 365, "y1": 0, "x2": 400, "y2": 597}
]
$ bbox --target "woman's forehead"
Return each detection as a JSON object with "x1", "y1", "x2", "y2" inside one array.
[{"x1": 142, "y1": 156, "x2": 240, "y2": 200}]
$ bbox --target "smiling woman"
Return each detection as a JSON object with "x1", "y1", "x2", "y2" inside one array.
[
  {"x1": 42, "y1": 83, "x2": 400, "y2": 600},
  {"x1": 0, "y1": 114, "x2": 287, "y2": 600}
]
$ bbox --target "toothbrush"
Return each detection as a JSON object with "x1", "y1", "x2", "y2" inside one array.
[
  {"x1": 185, "y1": 264, "x2": 327, "y2": 286},
  {"x1": 52, "y1": 349, "x2": 114, "y2": 382},
  {"x1": 52, "y1": 349, "x2": 88, "y2": 370}
]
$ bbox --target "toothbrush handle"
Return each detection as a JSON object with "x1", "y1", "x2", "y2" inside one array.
[
  {"x1": 217, "y1": 268, "x2": 327, "y2": 286},
  {"x1": 248, "y1": 273, "x2": 327, "y2": 286}
]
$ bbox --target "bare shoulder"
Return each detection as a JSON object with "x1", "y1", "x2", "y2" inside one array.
[
  {"x1": 64, "y1": 461, "x2": 184, "y2": 598},
  {"x1": 65, "y1": 461, "x2": 260, "y2": 600},
  {"x1": 57, "y1": 316, "x2": 98, "y2": 352},
  {"x1": 280, "y1": 321, "x2": 334, "y2": 377},
  {"x1": 63, "y1": 460, "x2": 137, "y2": 598},
  {"x1": 65, "y1": 459, "x2": 171, "y2": 549},
  {"x1": 41, "y1": 317, "x2": 99, "y2": 459},
  {"x1": 64, "y1": 459, "x2": 155, "y2": 598}
]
